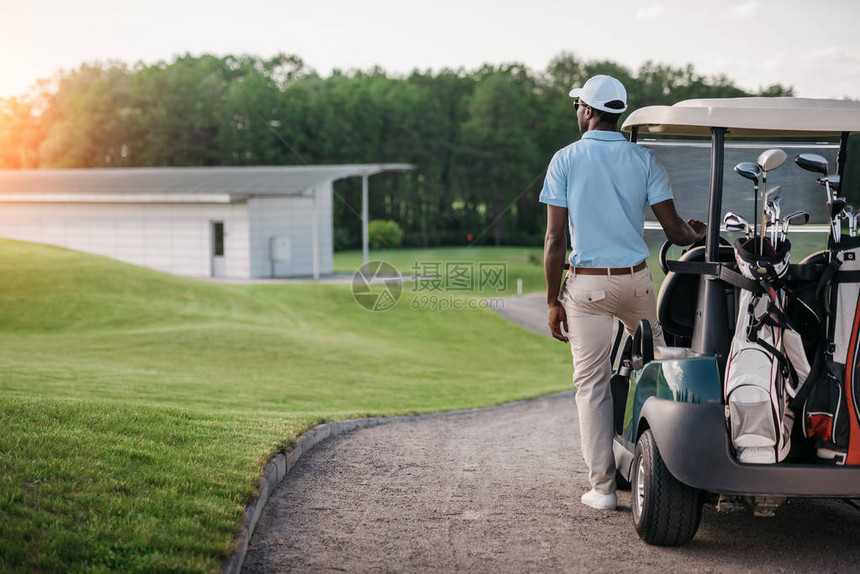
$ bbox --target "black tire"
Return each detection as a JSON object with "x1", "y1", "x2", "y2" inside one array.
[
  {"x1": 616, "y1": 469, "x2": 631, "y2": 491},
  {"x1": 631, "y1": 430, "x2": 702, "y2": 546}
]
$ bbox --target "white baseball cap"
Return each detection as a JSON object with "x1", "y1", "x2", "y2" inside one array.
[{"x1": 568, "y1": 75, "x2": 628, "y2": 114}]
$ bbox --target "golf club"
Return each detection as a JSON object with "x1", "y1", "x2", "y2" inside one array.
[
  {"x1": 827, "y1": 197, "x2": 847, "y2": 239},
  {"x1": 768, "y1": 196, "x2": 782, "y2": 245},
  {"x1": 758, "y1": 150, "x2": 787, "y2": 254},
  {"x1": 762, "y1": 184, "x2": 783, "y2": 253},
  {"x1": 795, "y1": 153, "x2": 834, "y2": 201},
  {"x1": 780, "y1": 211, "x2": 809, "y2": 243},
  {"x1": 765, "y1": 206, "x2": 778, "y2": 246},
  {"x1": 836, "y1": 197, "x2": 848, "y2": 238},
  {"x1": 734, "y1": 162, "x2": 762, "y2": 247},
  {"x1": 818, "y1": 174, "x2": 841, "y2": 193},
  {"x1": 795, "y1": 153, "x2": 829, "y2": 176},
  {"x1": 763, "y1": 219, "x2": 777, "y2": 247},
  {"x1": 723, "y1": 211, "x2": 751, "y2": 238}
]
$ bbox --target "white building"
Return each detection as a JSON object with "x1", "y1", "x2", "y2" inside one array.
[{"x1": 0, "y1": 164, "x2": 411, "y2": 279}]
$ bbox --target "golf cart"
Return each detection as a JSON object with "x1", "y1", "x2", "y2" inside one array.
[{"x1": 611, "y1": 97, "x2": 860, "y2": 545}]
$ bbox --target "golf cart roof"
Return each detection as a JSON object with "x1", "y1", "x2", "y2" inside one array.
[{"x1": 622, "y1": 97, "x2": 860, "y2": 138}]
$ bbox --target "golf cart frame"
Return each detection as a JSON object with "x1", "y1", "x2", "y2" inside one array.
[{"x1": 612, "y1": 97, "x2": 860, "y2": 545}]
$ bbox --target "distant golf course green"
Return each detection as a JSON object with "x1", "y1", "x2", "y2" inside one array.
[
  {"x1": 0, "y1": 239, "x2": 570, "y2": 572},
  {"x1": 334, "y1": 245, "x2": 549, "y2": 294}
]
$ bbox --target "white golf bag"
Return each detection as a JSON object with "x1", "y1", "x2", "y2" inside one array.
[{"x1": 724, "y1": 237, "x2": 811, "y2": 464}]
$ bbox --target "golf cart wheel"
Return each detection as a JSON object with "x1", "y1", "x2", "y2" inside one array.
[{"x1": 631, "y1": 430, "x2": 702, "y2": 546}]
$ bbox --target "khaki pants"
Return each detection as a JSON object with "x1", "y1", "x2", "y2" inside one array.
[{"x1": 559, "y1": 266, "x2": 665, "y2": 495}]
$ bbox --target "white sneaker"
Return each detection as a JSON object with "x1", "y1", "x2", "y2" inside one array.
[{"x1": 581, "y1": 489, "x2": 617, "y2": 510}]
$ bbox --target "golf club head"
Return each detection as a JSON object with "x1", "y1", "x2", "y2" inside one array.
[
  {"x1": 763, "y1": 185, "x2": 782, "y2": 204},
  {"x1": 818, "y1": 175, "x2": 841, "y2": 192},
  {"x1": 734, "y1": 162, "x2": 762, "y2": 183},
  {"x1": 758, "y1": 149, "x2": 787, "y2": 172},
  {"x1": 828, "y1": 199, "x2": 847, "y2": 218},
  {"x1": 781, "y1": 211, "x2": 809, "y2": 242},
  {"x1": 723, "y1": 211, "x2": 749, "y2": 226},
  {"x1": 725, "y1": 222, "x2": 750, "y2": 235},
  {"x1": 795, "y1": 153, "x2": 829, "y2": 176},
  {"x1": 785, "y1": 211, "x2": 810, "y2": 226},
  {"x1": 724, "y1": 212, "x2": 750, "y2": 236},
  {"x1": 771, "y1": 197, "x2": 782, "y2": 218}
]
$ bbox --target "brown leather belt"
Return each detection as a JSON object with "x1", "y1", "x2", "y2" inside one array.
[{"x1": 568, "y1": 260, "x2": 648, "y2": 276}]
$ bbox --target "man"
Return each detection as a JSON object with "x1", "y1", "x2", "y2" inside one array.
[{"x1": 540, "y1": 75, "x2": 706, "y2": 510}]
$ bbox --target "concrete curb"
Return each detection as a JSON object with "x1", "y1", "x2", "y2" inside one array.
[{"x1": 220, "y1": 390, "x2": 575, "y2": 574}]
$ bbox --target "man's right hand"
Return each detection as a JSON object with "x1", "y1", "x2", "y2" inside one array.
[
  {"x1": 687, "y1": 219, "x2": 707, "y2": 242},
  {"x1": 548, "y1": 301, "x2": 569, "y2": 343},
  {"x1": 651, "y1": 199, "x2": 707, "y2": 246}
]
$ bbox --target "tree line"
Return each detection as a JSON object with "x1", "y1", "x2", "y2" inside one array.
[{"x1": 0, "y1": 53, "x2": 792, "y2": 248}]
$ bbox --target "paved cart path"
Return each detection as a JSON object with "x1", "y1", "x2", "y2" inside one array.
[
  {"x1": 244, "y1": 297, "x2": 860, "y2": 572},
  {"x1": 243, "y1": 392, "x2": 860, "y2": 573},
  {"x1": 491, "y1": 293, "x2": 551, "y2": 337}
]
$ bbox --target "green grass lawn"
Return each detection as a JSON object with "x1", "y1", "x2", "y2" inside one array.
[
  {"x1": 334, "y1": 245, "x2": 548, "y2": 295},
  {"x1": 0, "y1": 239, "x2": 571, "y2": 573}
]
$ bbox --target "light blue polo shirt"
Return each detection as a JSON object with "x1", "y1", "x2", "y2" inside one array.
[{"x1": 539, "y1": 131, "x2": 673, "y2": 268}]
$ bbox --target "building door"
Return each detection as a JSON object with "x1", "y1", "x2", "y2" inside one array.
[{"x1": 211, "y1": 221, "x2": 225, "y2": 277}]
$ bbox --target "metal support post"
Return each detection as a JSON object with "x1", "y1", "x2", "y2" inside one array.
[{"x1": 362, "y1": 173, "x2": 369, "y2": 273}]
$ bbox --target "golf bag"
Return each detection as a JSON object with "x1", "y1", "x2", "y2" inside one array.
[
  {"x1": 724, "y1": 237, "x2": 810, "y2": 464},
  {"x1": 609, "y1": 321, "x2": 633, "y2": 435},
  {"x1": 795, "y1": 235, "x2": 860, "y2": 465}
]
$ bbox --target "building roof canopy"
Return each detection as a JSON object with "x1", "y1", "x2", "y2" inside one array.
[{"x1": 0, "y1": 164, "x2": 413, "y2": 203}]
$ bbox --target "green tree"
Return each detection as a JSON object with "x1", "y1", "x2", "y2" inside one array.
[
  {"x1": 215, "y1": 55, "x2": 301, "y2": 165},
  {"x1": 0, "y1": 95, "x2": 47, "y2": 168},
  {"x1": 758, "y1": 83, "x2": 795, "y2": 97},
  {"x1": 537, "y1": 53, "x2": 587, "y2": 157},
  {"x1": 37, "y1": 63, "x2": 133, "y2": 167},
  {"x1": 462, "y1": 70, "x2": 541, "y2": 245},
  {"x1": 129, "y1": 54, "x2": 232, "y2": 166},
  {"x1": 405, "y1": 69, "x2": 476, "y2": 246}
]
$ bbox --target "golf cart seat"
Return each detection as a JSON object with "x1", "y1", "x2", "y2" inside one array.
[{"x1": 657, "y1": 244, "x2": 737, "y2": 342}]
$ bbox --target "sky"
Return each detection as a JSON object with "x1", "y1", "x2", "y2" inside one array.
[{"x1": 1, "y1": 0, "x2": 859, "y2": 100}]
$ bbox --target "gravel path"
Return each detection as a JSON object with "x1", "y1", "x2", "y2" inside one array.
[
  {"x1": 243, "y1": 393, "x2": 860, "y2": 573},
  {"x1": 490, "y1": 293, "x2": 550, "y2": 337}
]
